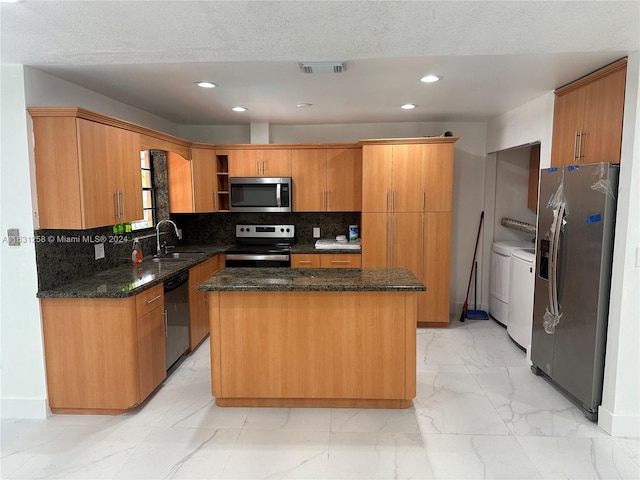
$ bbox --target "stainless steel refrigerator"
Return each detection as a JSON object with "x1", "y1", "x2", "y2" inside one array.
[{"x1": 531, "y1": 162, "x2": 619, "y2": 421}]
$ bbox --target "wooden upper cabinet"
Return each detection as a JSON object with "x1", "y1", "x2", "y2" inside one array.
[
  {"x1": 362, "y1": 145, "x2": 393, "y2": 212},
  {"x1": 292, "y1": 147, "x2": 362, "y2": 212},
  {"x1": 191, "y1": 148, "x2": 217, "y2": 212},
  {"x1": 551, "y1": 58, "x2": 627, "y2": 166},
  {"x1": 422, "y1": 143, "x2": 454, "y2": 212},
  {"x1": 167, "y1": 148, "x2": 217, "y2": 213},
  {"x1": 228, "y1": 149, "x2": 291, "y2": 177},
  {"x1": 30, "y1": 115, "x2": 143, "y2": 229},
  {"x1": 391, "y1": 144, "x2": 423, "y2": 212},
  {"x1": 292, "y1": 149, "x2": 327, "y2": 211}
]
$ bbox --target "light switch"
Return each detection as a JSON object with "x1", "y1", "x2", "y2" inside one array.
[
  {"x1": 95, "y1": 242, "x2": 105, "y2": 260},
  {"x1": 313, "y1": 227, "x2": 321, "y2": 238}
]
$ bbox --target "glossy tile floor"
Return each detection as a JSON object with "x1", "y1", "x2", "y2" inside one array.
[{"x1": 2, "y1": 319, "x2": 639, "y2": 479}]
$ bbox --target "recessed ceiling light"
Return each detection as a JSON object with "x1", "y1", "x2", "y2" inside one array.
[
  {"x1": 420, "y1": 75, "x2": 441, "y2": 83},
  {"x1": 401, "y1": 104, "x2": 418, "y2": 110},
  {"x1": 195, "y1": 81, "x2": 217, "y2": 88},
  {"x1": 296, "y1": 103, "x2": 313, "y2": 108},
  {"x1": 232, "y1": 106, "x2": 248, "y2": 112}
]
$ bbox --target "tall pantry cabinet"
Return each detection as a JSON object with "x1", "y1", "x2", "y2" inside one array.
[{"x1": 361, "y1": 138, "x2": 457, "y2": 327}]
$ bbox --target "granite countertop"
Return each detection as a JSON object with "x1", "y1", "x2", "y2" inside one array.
[
  {"x1": 292, "y1": 243, "x2": 362, "y2": 254},
  {"x1": 198, "y1": 267, "x2": 425, "y2": 292},
  {"x1": 37, "y1": 245, "x2": 230, "y2": 298}
]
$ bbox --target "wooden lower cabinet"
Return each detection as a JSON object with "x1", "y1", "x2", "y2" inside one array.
[
  {"x1": 188, "y1": 255, "x2": 221, "y2": 350},
  {"x1": 419, "y1": 213, "x2": 452, "y2": 327},
  {"x1": 41, "y1": 284, "x2": 166, "y2": 414},
  {"x1": 209, "y1": 290, "x2": 416, "y2": 408},
  {"x1": 291, "y1": 253, "x2": 361, "y2": 268}
]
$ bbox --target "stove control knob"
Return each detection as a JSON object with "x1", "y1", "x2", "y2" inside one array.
[
  {"x1": 240, "y1": 228, "x2": 245, "y2": 232},
  {"x1": 286, "y1": 228, "x2": 290, "y2": 232},
  {"x1": 280, "y1": 228, "x2": 284, "y2": 232}
]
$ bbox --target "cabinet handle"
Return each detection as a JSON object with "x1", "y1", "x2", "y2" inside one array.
[
  {"x1": 331, "y1": 260, "x2": 351, "y2": 264},
  {"x1": 579, "y1": 130, "x2": 586, "y2": 163},
  {"x1": 422, "y1": 190, "x2": 426, "y2": 211},
  {"x1": 573, "y1": 131, "x2": 580, "y2": 163},
  {"x1": 327, "y1": 191, "x2": 331, "y2": 210},
  {"x1": 420, "y1": 215, "x2": 425, "y2": 278},
  {"x1": 163, "y1": 309, "x2": 168, "y2": 337},
  {"x1": 256, "y1": 161, "x2": 259, "y2": 175},
  {"x1": 393, "y1": 190, "x2": 397, "y2": 211},
  {"x1": 146, "y1": 294, "x2": 162, "y2": 305},
  {"x1": 322, "y1": 191, "x2": 326, "y2": 210},
  {"x1": 120, "y1": 190, "x2": 125, "y2": 217},
  {"x1": 214, "y1": 195, "x2": 218, "y2": 210},
  {"x1": 299, "y1": 260, "x2": 312, "y2": 265},
  {"x1": 261, "y1": 161, "x2": 265, "y2": 175},
  {"x1": 114, "y1": 192, "x2": 120, "y2": 219}
]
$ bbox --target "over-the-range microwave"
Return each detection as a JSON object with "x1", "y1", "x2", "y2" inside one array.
[{"x1": 229, "y1": 177, "x2": 292, "y2": 213}]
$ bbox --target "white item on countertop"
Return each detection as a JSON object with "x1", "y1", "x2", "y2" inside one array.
[
  {"x1": 315, "y1": 239, "x2": 361, "y2": 250},
  {"x1": 335, "y1": 235, "x2": 347, "y2": 241}
]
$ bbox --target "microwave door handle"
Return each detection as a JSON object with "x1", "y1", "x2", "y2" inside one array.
[{"x1": 276, "y1": 183, "x2": 282, "y2": 207}]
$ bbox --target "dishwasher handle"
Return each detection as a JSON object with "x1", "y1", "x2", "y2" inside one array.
[{"x1": 164, "y1": 271, "x2": 189, "y2": 292}]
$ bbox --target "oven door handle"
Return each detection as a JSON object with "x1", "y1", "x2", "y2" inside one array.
[{"x1": 225, "y1": 254, "x2": 290, "y2": 261}]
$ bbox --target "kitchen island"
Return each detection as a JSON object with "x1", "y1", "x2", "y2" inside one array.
[{"x1": 198, "y1": 267, "x2": 425, "y2": 409}]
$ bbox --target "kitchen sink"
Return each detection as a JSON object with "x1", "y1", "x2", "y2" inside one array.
[
  {"x1": 164, "y1": 251, "x2": 205, "y2": 259},
  {"x1": 149, "y1": 256, "x2": 188, "y2": 263}
]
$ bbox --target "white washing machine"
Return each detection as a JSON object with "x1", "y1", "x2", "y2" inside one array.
[
  {"x1": 489, "y1": 241, "x2": 532, "y2": 327},
  {"x1": 507, "y1": 247, "x2": 536, "y2": 354}
]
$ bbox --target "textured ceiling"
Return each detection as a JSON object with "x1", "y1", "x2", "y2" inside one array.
[{"x1": 1, "y1": 1, "x2": 639, "y2": 125}]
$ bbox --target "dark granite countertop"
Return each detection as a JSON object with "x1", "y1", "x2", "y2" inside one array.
[
  {"x1": 37, "y1": 245, "x2": 231, "y2": 298},
  {"x1": 291, "y1": 243, "x2": 362, "y2": 254},
  {"x1": 198, "y1": 267, "x2": 425, "y2": 292}
]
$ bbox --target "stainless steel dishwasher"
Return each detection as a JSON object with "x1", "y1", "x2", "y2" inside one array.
[{"x1": 164, "y1": 271, "x2": 190, "y2": 370}]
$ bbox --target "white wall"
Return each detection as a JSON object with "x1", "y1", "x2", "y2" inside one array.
[
  {"x1": 486, "y1": 53, "x2": 640, "y2": 437},
  {"x1": 0, "y1": 65, "x2": 48, "y2": 418},
  {"x1": 176, "y1": 124, "x2": 250, "y2": 144},
  {"x1": 599, "y1": 52, "x2": 640, "y2": 438}
]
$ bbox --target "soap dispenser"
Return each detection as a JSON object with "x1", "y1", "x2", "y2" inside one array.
[{"x1": 131, "y1": 239, "x2": 143, "y2": 265}]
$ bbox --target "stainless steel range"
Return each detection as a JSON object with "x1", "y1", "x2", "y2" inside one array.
[{"x1": 225, "y1": 224, "x2": 295, "y2": 268}]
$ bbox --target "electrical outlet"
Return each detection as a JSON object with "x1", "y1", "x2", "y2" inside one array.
[
  {"x1": 94, "y1": 242, "x2": 105, "y2": 260},
  {"x1": 313, "y1": 227, "x2": 321, "y2": 238}
]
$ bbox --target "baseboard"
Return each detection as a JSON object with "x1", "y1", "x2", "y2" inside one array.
[
  {"x1": 1, "y1": 396, "x2": 49, "y2": 419},
  {"x1": 598, "y1": 405, "x2": 640, "y2": 438}
]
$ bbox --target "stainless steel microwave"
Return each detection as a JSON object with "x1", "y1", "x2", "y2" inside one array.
[{"x1": 229, "y1": 177, "x2": 292, "y2": 213}]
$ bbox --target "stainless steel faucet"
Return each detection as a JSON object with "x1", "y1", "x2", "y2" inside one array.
[{"x1": 156, "y1": 219, "x2": 181, "y2": 256}]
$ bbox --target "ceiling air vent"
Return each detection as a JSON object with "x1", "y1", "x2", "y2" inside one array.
[{"x1": 299, "y1": 62, "x2": 346, "y2": 74}]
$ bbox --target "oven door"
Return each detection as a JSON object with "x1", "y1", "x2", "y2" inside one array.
[
  {"x1": 225, "y1": 253, "x2": 291, "y2": 268},
  {"x1": 229, "y1": 177, "x2": 291, "y2": 213}
]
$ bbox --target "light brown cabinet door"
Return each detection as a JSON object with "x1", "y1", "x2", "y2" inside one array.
[
  {"x1": 581, "y1": 66, "x2": 626, "y2": 164},
  {"x1": 551, "y1": 88, "x2": 585, "y2": 166},
  {"x1": 292, "y1": 149, "x2": 326, "y2": 211},
  {"x1": 392, "y1": 213, "x2": 422, "y2": 276},
  {"x1": 228, "y1": 149, "x2": 291, "y2": 177},
  {"x1": 327, "y1": 148, "x2": 362, "y2": 211},
  {"x1": 391, "y1": 144, "x2": 423, "y2": 212},
  {"x1": 192, "y1": 148, "x2": 218, "y2": 212},
  {"x1": 188, "y1": 256, "x2": 220, "y2": 349},
  {"x1": 114, "y1": 127, "x2": 144, "y2": 224},
  {"x1": 361, "y1": 212, "x2": 390, "y2": 267},
  {"x1": 422, "y1": 143, "x2": 454, "y2": 211},
  {"x1": 362, "y1": 145, "x2": 393, "y2": 212},
  {"x1": 319, "y1": 254, "x2": 362, "y2": 268},
  {"x1": 167, "y1": 152, "x2": 194, "y2": 213},
  {"x1": 420, "y1": 212, "x2": 452, "y2": 326},
  {"x1": 291, "y1": 254, "x2": 321, "y2": 268},
  {"x1": 137, "y1": 305, "x2": 167, "y2": 401}
]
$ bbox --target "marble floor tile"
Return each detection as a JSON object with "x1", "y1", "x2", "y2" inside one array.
[
  {"x1": 330, "y1": 408, "x2": 421, "y2": 434},
  {"x1": 328, "y1": 432, "x2": 433, "y2": 479},
  {"x1": 469, "y1": 365, "x2": 605, "y2": 437},
  {"x1": 423, "y1": 433, "x2": 542, "y2": 479},
  {"x1": 517, "y1": 436, "x2": 640, "y2": 479},
  {"x1": 414, "y1": 364, "x2": 510, "y2": 435}
]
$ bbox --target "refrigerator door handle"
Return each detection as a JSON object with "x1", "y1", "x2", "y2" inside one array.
[{"x1": 546, "y1": 200, "x2": 565, "y2": 332}]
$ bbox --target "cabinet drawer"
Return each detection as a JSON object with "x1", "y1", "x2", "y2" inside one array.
[
  {"x1": 135, "y1": 284, "x2": 164, "y2": 318},
  {"x1": 291, "y1": 254, "x2": 320, "y2": 268},
  {"x1": 320, "y1": 254, "x2": 362, "y2": 268}
]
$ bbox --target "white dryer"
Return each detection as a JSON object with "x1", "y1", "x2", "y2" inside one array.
[
  {"x1": 508, "y1": 247, "x2": 536, "y2": 353},
  {"x1": 489, "y1": 241, "x2": 532, "y2": 327}
]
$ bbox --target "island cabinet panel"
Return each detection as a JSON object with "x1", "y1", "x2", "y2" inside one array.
[
  {"x1": 41, "y1": 285, "x2": 166, "y2": 414},
  {"x1": 228, "y1": 149, "x2": 291, "y2": 177},
  {"x1": 188, "y1": 255, "x2": 220, "y2": 350},
  {"x1": 209, "y1": 290, "x2": 416, "y2": 408},
  {"x1": 30, "y1": 115, "x2": 142, "y2": 229}
]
